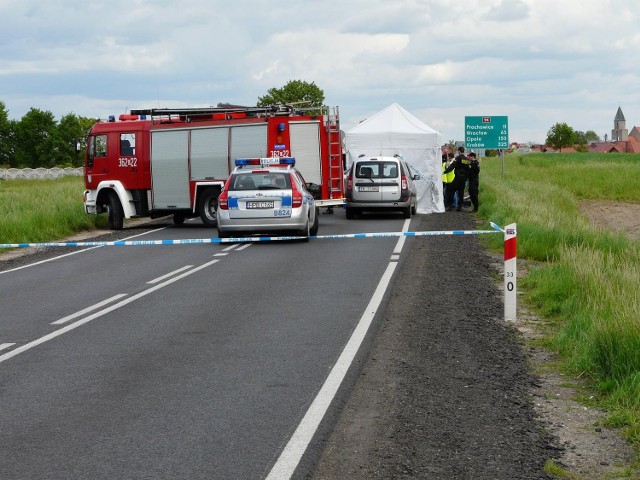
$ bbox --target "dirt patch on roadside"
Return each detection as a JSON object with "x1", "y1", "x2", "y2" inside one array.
[{"x1": 579, "y1": 200, "x2": 640, "y2": 240}]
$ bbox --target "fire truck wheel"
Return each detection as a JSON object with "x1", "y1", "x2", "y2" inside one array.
[
  {"x1": 198, "y1": 189, "x2": 219, "y2": 227},
  {"x1": 107, "y1": 192, "x2": 124, "y2": 230}
]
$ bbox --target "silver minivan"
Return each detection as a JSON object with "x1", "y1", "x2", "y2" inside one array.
[{"x1": 345, "y1": 156, "x2": 419, "y2": 219}]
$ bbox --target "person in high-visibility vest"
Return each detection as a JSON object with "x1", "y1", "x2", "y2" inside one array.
[
  {"x1": 443, "y1": 146, "x2": 471, "y2": 211},
  {"x1": 442, "y1": 151, "x2": 456, "y2": 210}
]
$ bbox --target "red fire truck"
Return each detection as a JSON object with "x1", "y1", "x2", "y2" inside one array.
[{"x1": 83, "y1": 104, "x2": 343, "y2": 229}]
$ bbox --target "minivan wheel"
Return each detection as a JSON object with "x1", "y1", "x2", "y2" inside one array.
[
  {"x1": 346, "y1": 207, "x2": 356, "y2": 219},
  {"x1": 403, "y1": 206, "x2": 411, "y2": 219}
]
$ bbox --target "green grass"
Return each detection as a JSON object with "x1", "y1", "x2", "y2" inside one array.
[
  {"x1": 0, "y1": 176, "x2": 104, "y2": 245},
  {"x1": 480, "y1": 152, "x2": 640, "y2": 454}
]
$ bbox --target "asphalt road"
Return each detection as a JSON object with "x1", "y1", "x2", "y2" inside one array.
[{"x1": 0, "y1": 210, "x2": 417, "y2": 479}]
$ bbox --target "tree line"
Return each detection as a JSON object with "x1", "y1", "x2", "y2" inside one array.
[{"x1": 0, "y1": 100, "x2": 96, "y2": 169}]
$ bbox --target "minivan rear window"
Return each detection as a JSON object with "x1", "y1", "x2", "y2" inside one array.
[{"x1": 355, "y1": 161, "x2": 399, "y2": 178}]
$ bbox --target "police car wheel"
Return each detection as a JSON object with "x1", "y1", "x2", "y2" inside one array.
[
  {"x1": 310, "y1": 209, "x2": 319, "y2": 236},
  {"x1": 298, "y1": 220, "x2": 311, "y2": 242}
]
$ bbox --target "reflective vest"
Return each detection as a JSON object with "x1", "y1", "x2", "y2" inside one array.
[{"x1": 442, "y1": 162, "x2": 455, "y2": 184}]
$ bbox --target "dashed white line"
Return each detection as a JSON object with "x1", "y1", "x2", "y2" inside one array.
[
  {"x1": 0, "y1": 343, "x2": 16, "y2": 352},
  {"x1": 0, "y1": 259, "x2": 219, "y2": 365},
  {"x1": 147, "y1": 265, "x2": 193, "y2": 284},
  {"x1": 51, "y1": 293, "x2": 129, "y2": 325}
]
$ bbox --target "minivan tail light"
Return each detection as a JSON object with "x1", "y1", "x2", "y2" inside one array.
[
  {"x1": 290, "y1": 174, "x2": 303, "y2": 208},
  {"x1": 401, "y1": 176, "x2": 408, "y2": 190}
]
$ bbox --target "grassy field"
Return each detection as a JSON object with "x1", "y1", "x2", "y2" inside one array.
[
  {"x1": 0, "y1": 176, "x2": 104, "y2": 245},
  {"x1": 480, "y1": 152, "x2": 640, "y2": 454},
  {"x1": 2, "y1": 156, "x2": 640, "y2": 457}
]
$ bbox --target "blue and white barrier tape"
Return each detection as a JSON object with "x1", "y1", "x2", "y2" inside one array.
[{"x1": 0, "y1": 224, "x2": 503, "y2": 249}]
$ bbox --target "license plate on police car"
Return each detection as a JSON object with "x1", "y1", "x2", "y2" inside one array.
[
  {"x1": 359, "y1": 186, "x2": 379, "y2": 192},
  {"x1": 246, "y1": 201, "x2": 274, "y2": 209}
]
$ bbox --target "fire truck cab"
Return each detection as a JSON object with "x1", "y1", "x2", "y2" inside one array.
[{"x1": 83, "y1": 105, "x2": 343, "y2": 229}]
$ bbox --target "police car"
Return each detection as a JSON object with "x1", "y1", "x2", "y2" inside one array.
[{"x1": 216, "y1": 158, "x2": 319, "y2": 241}]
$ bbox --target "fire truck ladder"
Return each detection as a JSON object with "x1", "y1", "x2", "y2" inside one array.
[
  {"x1": 129, "y1": 104, "x2": 296, "y2": 121},
  {"x1": 324, "y1": 106, "x2": 344, "y2": 211}
]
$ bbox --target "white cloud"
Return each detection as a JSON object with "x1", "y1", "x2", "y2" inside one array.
[{"x1": 0, "y1": 0, "x2": 638, "y2": 144}]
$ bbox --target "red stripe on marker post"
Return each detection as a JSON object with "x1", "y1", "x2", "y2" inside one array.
[{"x1": 504, "y1": 236, "x2": 517, "y2": 260}]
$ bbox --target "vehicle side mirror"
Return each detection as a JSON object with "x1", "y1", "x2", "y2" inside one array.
[{"x1": 413, "y1": 174, "x2": 420, "y2": 180}]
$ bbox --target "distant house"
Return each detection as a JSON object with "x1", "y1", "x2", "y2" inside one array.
[
  {"x1": 589, "y1": 141, "x2": 629, "y2": 153},
  {"x1": 585, "y1": 107, "x2": 640, "y2": 153}
]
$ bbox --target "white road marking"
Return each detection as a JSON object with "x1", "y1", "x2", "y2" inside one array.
[
  {"x1": 147, "y1": 265, "x2": 193, "y2": 284},
  {"x1": 51, "y1": 294, "x2": 128, "y2": 325},
  {"x1": 266, "y1": 260, "x2": 399, "y2": 480},
  {"x1": 393, "y1": 218, "x2": 411, "y2": 255},
  {"x1": 0, "y1": 259, "x2": 219, "y2": 365},
  {"x1": 236, "y1": 243, "x2": 252, "y2": 251},
  {"x1": 0, "y1": 343, "x2": 16, "y2": 352},
  {"x1": 0, "y1": 227, "x2": 170, "y2": 275}
]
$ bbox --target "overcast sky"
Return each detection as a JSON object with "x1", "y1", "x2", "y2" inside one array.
[{"x1": 1, "y1": 0, "x2": 638, "y2": 144}]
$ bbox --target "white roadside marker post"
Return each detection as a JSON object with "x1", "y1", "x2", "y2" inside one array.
[{"x1": 504, "y1": 223, "x2": 517, "y2": 321}]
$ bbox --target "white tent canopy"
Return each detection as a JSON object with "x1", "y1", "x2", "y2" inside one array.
[{"x1": 345, "y1": 103, "x2": 445, "y2": 214}]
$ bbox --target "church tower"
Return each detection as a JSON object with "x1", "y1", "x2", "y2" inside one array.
[{"x1": 611, "y1": 106, "x2": 629, "y2": 141}]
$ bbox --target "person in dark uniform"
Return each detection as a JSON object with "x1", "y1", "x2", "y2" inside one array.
[
  {"x1": 467, "y1": 151, "x2": 480, "y2": 212},
  {"x1": 443, "y1": 146, "x2": 471, "y2": 211},
  {"x1": 442, "y1": 151, "x2": 456, "y2": 210}
]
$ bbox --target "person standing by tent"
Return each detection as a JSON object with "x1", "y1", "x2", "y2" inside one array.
[
  {"x1": 442, "y1": 151, "x2": 456, "y2": 210},
  {"x1": 443, "y1": 146, "x2": 471, "y2": 212},
  {"x1": 467, "y1": 151, "x2": 480, "y2": 212}
]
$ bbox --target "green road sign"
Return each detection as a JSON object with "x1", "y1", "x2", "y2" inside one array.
[{"x1": 465, "y1": 116, "x2": 509, "y2": 149}]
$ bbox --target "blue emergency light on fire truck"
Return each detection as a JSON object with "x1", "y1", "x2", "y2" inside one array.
[{"x1": 82, "y1": 104, "x2": 344, "y2": 230}]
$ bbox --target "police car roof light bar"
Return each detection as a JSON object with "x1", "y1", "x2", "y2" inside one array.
[{"x1": 235, "y1": 157, "x2": 296, "y2": 167}]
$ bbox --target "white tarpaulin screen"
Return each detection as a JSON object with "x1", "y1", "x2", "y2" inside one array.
[{"x1": 345, "y1": 103, "x2": 445, "y2": 214}]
